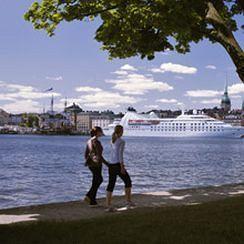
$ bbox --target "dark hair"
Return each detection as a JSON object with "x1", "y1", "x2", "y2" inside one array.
[
  {"x1": 112, "y1": 125, "x2": 123, "y2": 143},
  {"x1": 90, "y1": 126, "x2": 103, "y2": 137}
]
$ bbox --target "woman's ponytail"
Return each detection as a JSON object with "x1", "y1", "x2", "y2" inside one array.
[
  {"x1": 112, "y1": 132, "x2": 118, "y2": 143},
  {"x1": 111, "y1": 125, "x2": 123, "y2": 143}
]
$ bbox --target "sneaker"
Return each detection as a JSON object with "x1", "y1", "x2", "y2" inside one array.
[
  {"x1": 126, "y1": 201, "x2": 136, "y2": 208},
  {"x1": 89, "y1": 201, "x2": 99, "y2": 208},
  {"x1": 105, "y1": 206, "x2": 116, "y2": 212},
  {"x1": 84, "y1": 196, "x2": 91, "y2": 204}
]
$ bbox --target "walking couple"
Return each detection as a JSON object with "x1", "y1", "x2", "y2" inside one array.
[{"x1": 84, "y1": 125, "x2": 134, "y2": 211}]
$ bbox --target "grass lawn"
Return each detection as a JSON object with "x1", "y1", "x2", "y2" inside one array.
[{"x1": 0, "y1": 195, "x2": 244, "y2": 244}]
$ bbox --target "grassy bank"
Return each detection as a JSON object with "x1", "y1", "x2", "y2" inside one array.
[{"x1": 0, "y1": 195, "x2": 244, "y2": 244}]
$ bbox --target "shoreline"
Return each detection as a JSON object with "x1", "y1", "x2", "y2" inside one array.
[{"x1": 0, "y1": 182, "x2": 243, "y2": 224}]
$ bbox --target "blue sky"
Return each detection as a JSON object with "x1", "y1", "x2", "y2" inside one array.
[{"x1": 0, "y1": 1, "x2": 243, "y2": 114}]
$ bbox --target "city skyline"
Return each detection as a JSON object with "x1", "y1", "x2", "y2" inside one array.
[{"x1": 0, "y1": 1, "x2": 243, "y2": 114}]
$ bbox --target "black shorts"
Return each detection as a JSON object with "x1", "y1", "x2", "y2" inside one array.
[{"x1": 106, "y1": 163, "x2": 132, "y2": 192}]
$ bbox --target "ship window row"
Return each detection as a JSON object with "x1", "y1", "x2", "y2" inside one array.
[
  {"x1": 151, "y1": 125, "x2": 223, "y2": 129},
  {"x1": 149, "y1": 127, "x2": 224, "y2": 132},
  {"x1": 159, "y1": 122, "x2": 220, "y2": 126}
]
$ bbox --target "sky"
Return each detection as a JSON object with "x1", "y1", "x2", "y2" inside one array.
[{"x1": 0, "y1": 1, "x2": 243, "y2": 114}]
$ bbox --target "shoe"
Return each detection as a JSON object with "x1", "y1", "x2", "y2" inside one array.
[
  {"x1": 105, "y1": 206, "x2": 116, "y2": 212},
  {"x1": 84, "y1": 196, "x2": 91, "y2": 204},
  {"x1": 126, "y1": 201, "x2": 136, "y2": 208},
  {"x1": 89, "y1": 201, "x2": 99, "y2": 208}
]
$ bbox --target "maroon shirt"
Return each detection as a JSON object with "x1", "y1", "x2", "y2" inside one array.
[{"x1": 85, "y1": 138, "x2": 108, "y2": 166}]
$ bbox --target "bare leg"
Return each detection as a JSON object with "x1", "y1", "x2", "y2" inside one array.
[
  {"x1": 125, "y1": 187, "x2": 132, "y2": 203},
  {"x1": 106, "y1": 191, "x2": 113, "y2": 207}
]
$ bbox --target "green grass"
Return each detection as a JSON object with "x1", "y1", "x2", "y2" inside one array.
[{"x1": 1, "y1": 196, "x2": 244, "y2": 244}]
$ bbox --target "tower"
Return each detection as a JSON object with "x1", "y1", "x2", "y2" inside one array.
[
  {"x1": 64, "y1": 97, "x2": 67, "y2": 111},
  {"x1": 221, "y1": 83, "x2": 231, "y2": 113},
  {"x1": 50, "y1": 95, "x2": 54, "y2": 113}
]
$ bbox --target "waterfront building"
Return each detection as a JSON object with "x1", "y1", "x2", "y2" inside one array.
[
  {"x1": 76, "y1": 111, "x2": 98, "y2": 133},
  {"x1": 221, "y1": 84, "x2": 231, "y2": 113},
  {"x1": 0, "y1": 109, "x2": 10, "y2": 126},
  {"x1": 92, "y1": 117, "x2": 113, "y2": 129},
  {"x1": 76, "y1": 111, "x2": 116, "y2": 133},
  {"x1": 39, "y1": 113, "x2": 71, "y2": 132},
  {"x1": 9, "y1": 114, "x2": 23, "y2": 125},
  {"x1": 65, "y1": 103, "x2": 83, "y2": 130}
]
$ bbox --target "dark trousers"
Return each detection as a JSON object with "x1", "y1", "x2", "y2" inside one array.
[
  {"x1": 107, "y1": 163, "x2": 132, "y2": 192},
  {"x1": 86, "y1": 165, "x2": 103, "y2": 204}
]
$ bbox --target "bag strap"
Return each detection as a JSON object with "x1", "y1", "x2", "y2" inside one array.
[{"x1": 88, "y1": 138, "x2": 97, "y2": 154}]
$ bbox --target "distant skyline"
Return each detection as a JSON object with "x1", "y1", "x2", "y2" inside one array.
[{"x1": 0, "y1": 1, "x2": 243, "y2": 114}]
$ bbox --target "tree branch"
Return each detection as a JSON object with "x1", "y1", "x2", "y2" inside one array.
[
  {"x1": 206, "y1": 2, "x2": 226, "y2": 27},
  {"x1": 78, "y1": 4, "x2": 120, "y2": 18},
  {"x1": 205, "y1": 2, "x2": 244, "y2": 82}
]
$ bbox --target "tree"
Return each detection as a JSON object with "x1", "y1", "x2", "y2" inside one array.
[{"x1": 24, "y1": 0, "x2": 244, "y2": 82}]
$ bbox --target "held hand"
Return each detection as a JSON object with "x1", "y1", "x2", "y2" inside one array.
[{"x1": 121, "y1": 166, "x2": 126, "y2": 175}]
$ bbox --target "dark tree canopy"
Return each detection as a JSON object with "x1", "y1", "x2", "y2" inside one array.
[{"x1": 24, "y1": 0, "x2": 244, "y2": 82}]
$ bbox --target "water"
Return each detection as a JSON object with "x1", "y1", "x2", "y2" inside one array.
[{"x1": 0, "y1": 135, "x2": 243, "y2": 209}]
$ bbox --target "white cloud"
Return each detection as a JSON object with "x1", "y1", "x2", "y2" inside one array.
[
  {"x1": 144, "y1": 105, "x2": 160, "y2": 109},
  {"x1": 205, "y1": 65, "x2": 217, "y2": 70},
  {"x1": 46, "y1": 76, "x2": 63, "y2": 81},
  {"x1": 231, "y1": 95, "x2": 242, "y2": 99},
  {"x1": 186, "y1": 83, "x2": 244, "y2": 98},
  {"x1": 106, "y1": 73, "x2": 173, "y2": 95},
  {"x1": 0, "y1": 81, "x2": 61, "y2": 100},
  {"x1": 75, "y1": 86, "x2": 102, "y2": 93},
  {"x1": 185, "y1": 90, "x2": 221, "y2": 98},
  {"x1": 199, "y1": 99, "x2": 220, "y2": 104},
  {"x1": 79, "y1": 91, "x2": 140, "y2": 108},
  {"x1": 177, "y1": 102, "x2": 184, "y2": 107},
  {"x1": 60, "y1": 90, "x2": 140, "y2": 109},
  {"x1": 0, "y1": 94, "x2": 16, "y2": 101},
  {"x1": 175, "y1": 76, "x2": 184, "y2": 80},
  {"x1": 113, "y1": 70, "x2": 128, "y2": 76},
  {"x1": 2, "y1": 100, "x2": 41, "y2": 113},
  {"x1": 157, "y1": 99, "x2": 178, "y2": 103},
  {"x1": 228, "y1": 83, "x2": 244, "y2": 95},
  {"x1": 120, "y1": 64, "x2": 137, "y2": 71},
  {"x1": 151, "y1": 63, "x2": 197, "y2": 74}
]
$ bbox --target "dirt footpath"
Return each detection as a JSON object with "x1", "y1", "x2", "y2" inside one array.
[{"x1": 0, "y1": 183, "x2": 243, "y2": 224}]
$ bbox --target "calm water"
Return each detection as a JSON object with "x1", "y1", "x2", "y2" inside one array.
[{"x1": 0, "y1": 135, "x2": 243, "y2": 209}]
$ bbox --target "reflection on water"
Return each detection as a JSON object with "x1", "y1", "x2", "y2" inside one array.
[{"x1": 0, "y1": 135, "x2": 243, "y2": 209}]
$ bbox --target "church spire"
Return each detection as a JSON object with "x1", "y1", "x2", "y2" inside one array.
[
  {"x1": 221, "y1": 78, "x2": 231, "y2": 113},
  {"x1": 50, "y1": 94, "x2": 54, "y2": 113},
  {"x1": 224, "y1": 81, "x2": 228, "y2": 94},
  {"x1": 64, "y1": 97, "x2": 67, "y2": 111},
  {"x1": 224, "y1": 72, "x2": 228, "y2": 94}
]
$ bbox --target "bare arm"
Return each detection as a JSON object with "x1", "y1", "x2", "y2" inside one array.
[{"x1": 119, "y1": 140, "x2": 126, "y2": 174}]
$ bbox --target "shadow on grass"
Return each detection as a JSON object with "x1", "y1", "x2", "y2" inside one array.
[{"x1": 0, "y1": 195, "x2": 244, "y2": 244}]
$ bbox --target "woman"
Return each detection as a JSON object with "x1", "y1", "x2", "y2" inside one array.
[
  {"x1": 84, "y1": 126, "x2": 108, "y2": 206},
  {"x1": 106, "y1": 125, "x2": 134, "y2": 211}
]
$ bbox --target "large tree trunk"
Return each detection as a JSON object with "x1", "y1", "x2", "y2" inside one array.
[
  {"x1": 206, "y1": 2, "x2": 244, "y2": 82},
  {"x1": 219, "y1": 32, "x2": 244, "y2": 82}
]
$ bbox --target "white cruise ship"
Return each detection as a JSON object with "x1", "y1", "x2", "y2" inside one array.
[{"x1": 103, "y1": 111, "x2": 244, "y2": 138}]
